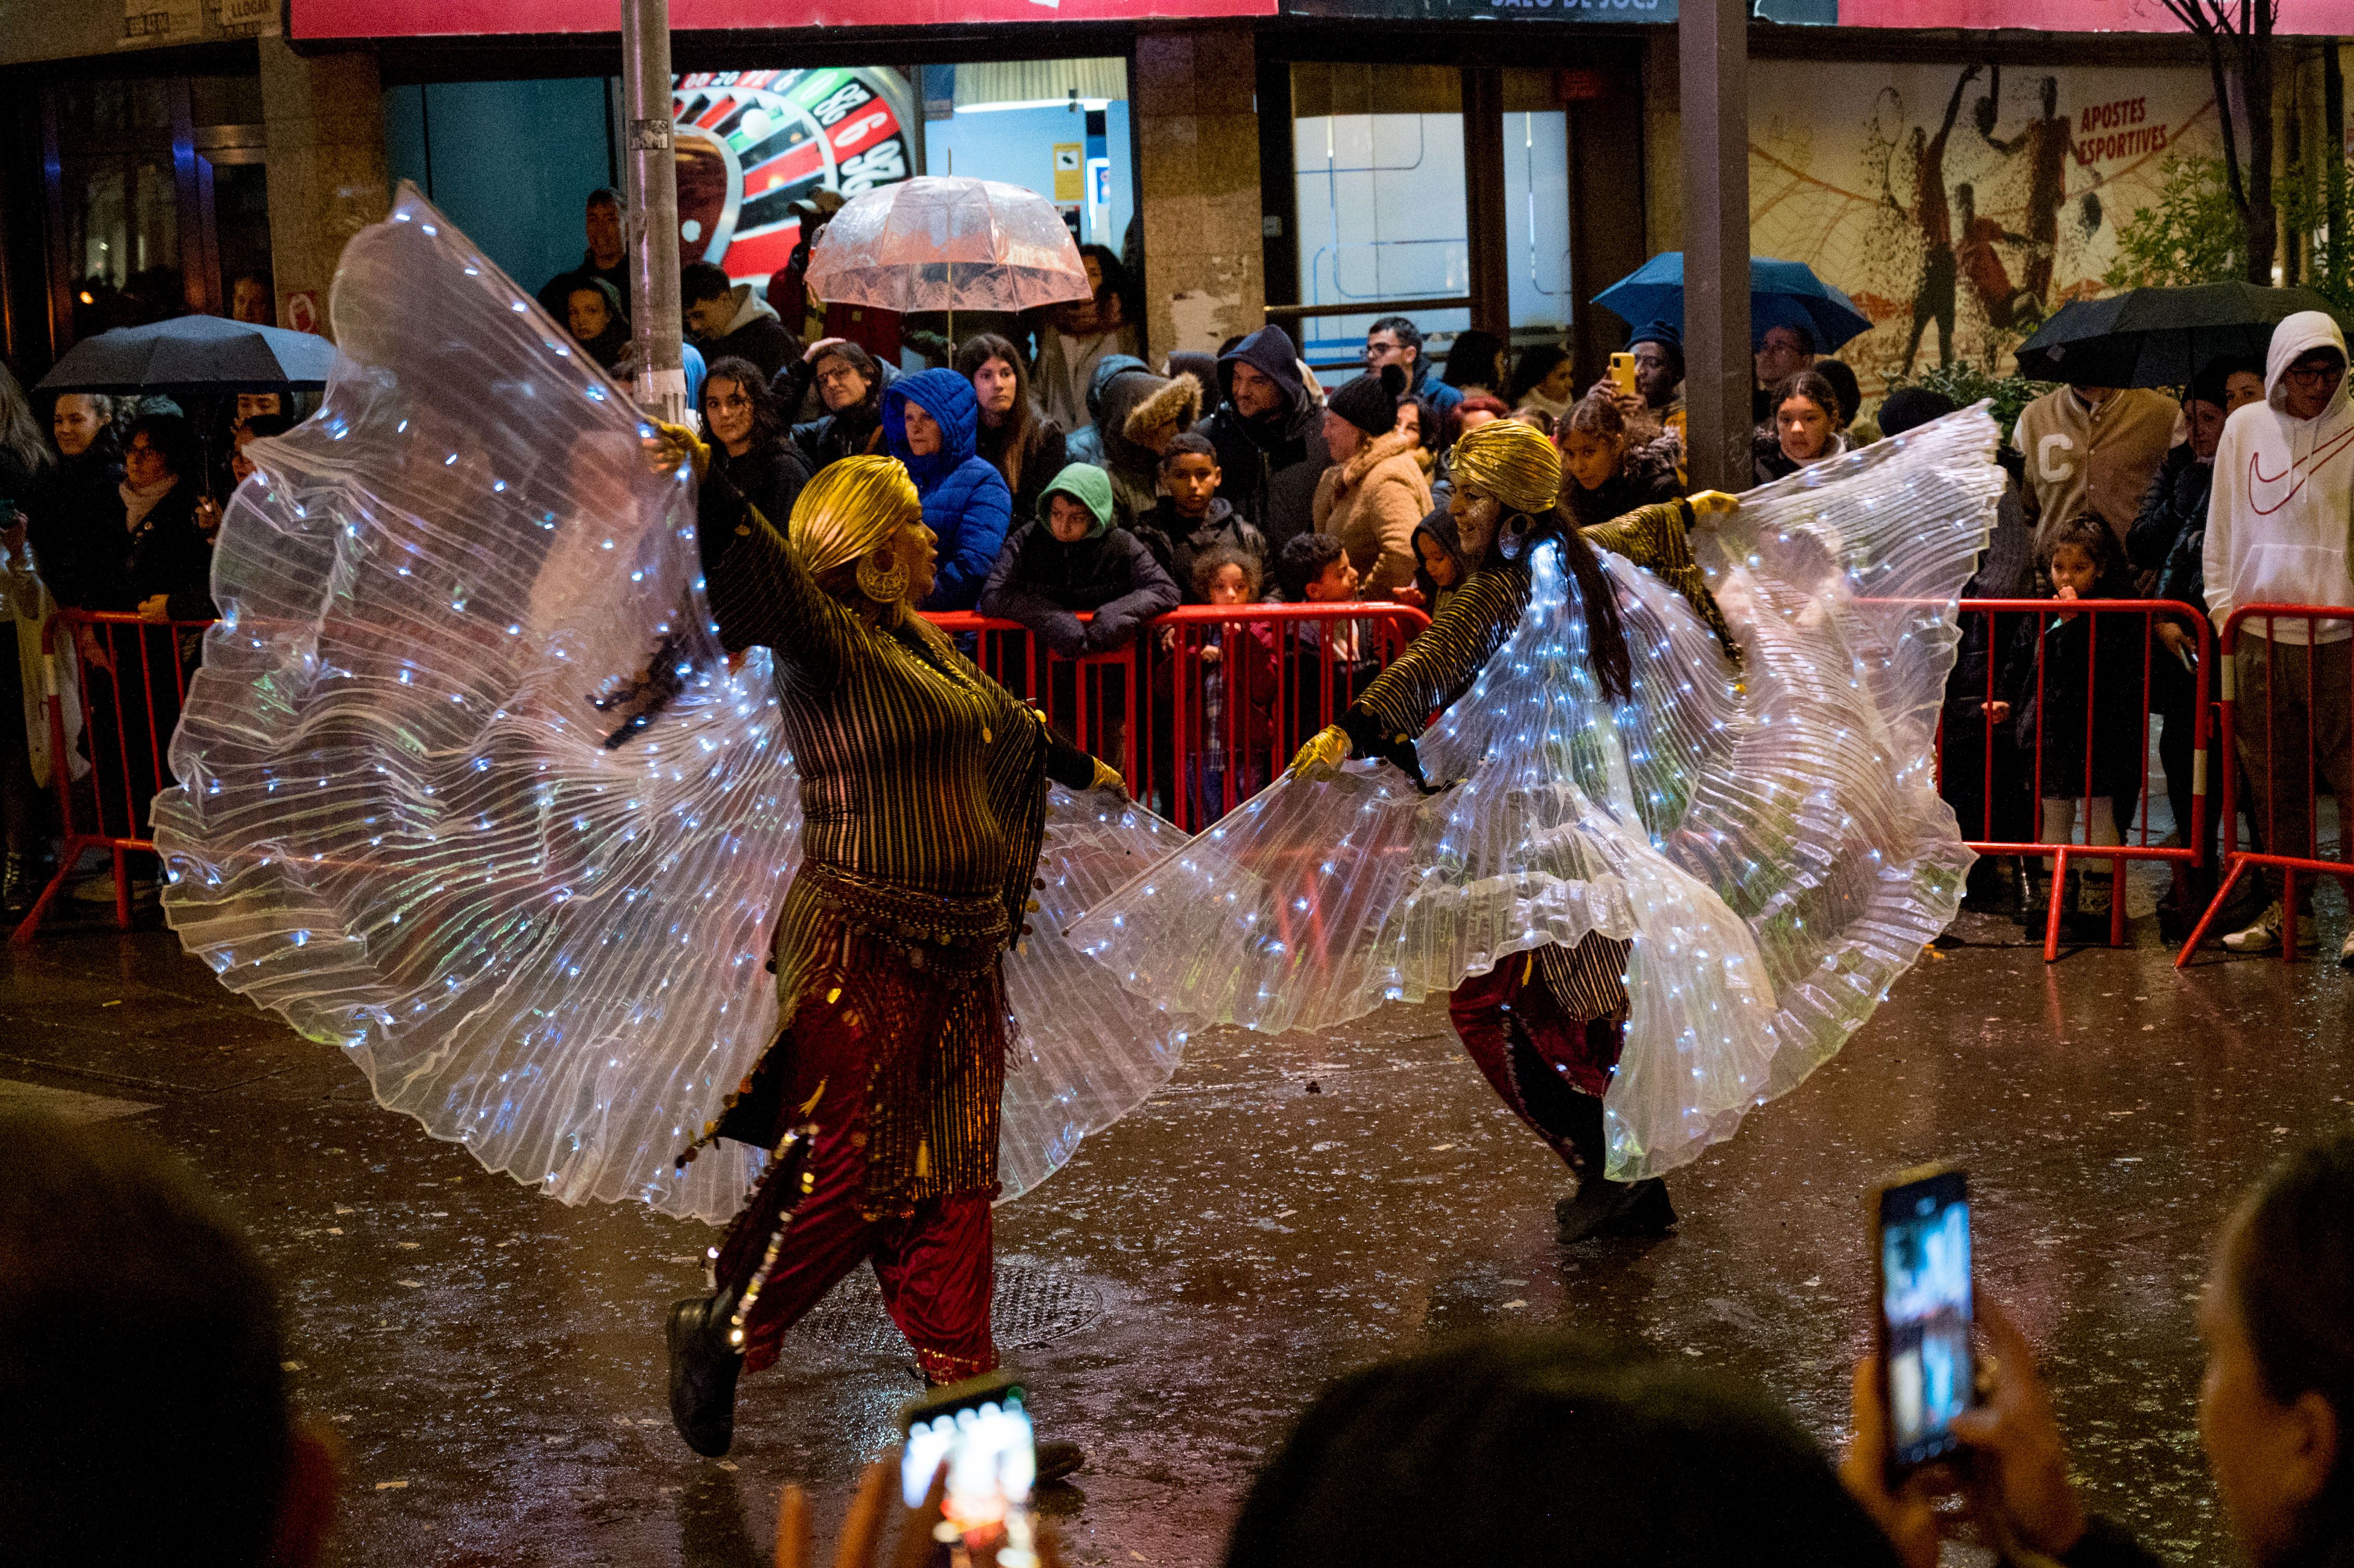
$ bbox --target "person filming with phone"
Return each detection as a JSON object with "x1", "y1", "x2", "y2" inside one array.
[{"x1": 1842, "y1": 1134, "x2": 2354, "y2": 1568}]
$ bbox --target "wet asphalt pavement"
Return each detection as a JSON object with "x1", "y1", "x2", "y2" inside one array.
[{"x1": 3, "y1": 886, "x2": 2350, "y2": 1568}]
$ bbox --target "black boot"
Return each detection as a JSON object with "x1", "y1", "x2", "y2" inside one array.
[
  {"x1": 667, "y1": 1292, "x2": 743, "y2": 1457},
  {"x1": 1548, "y1": 1088, "x2": 1674, "y2": 1243},
  {"x1": 1035, "y1": 1439, "x2": 1084, "y2": 1485}
]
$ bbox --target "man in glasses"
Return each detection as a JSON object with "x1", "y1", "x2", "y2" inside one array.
[{"x1": 2204, "y1": 312, "x2": 2354, "y2": 966}]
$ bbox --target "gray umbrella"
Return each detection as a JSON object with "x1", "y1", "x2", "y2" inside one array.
[{"x1": 35, "y1": 313, "x2": 338, "y2": 396}]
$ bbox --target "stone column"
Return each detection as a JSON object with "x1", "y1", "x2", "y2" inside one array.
[
  {"x1": 1133, "y1": 24, "x2": 1265, "y2": 362},
  {"x1": 258, "y1": 36, "x2": 390, "y2": 342}
]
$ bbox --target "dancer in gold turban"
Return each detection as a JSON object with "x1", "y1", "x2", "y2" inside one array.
[
  {"x1": 1290, "y1": 417, "x2": 1741, "y2": 1243},
  {"x1": 653, "y1": 435, "x2": 1117, "y2": 1463}
]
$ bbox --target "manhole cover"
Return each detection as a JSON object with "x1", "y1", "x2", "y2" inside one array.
[{"x1": 794, "y1": 1260, "x2": 1103, "y2": 1357}]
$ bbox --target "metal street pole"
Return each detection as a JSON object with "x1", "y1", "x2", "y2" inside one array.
[
  {"x1": 620, "y1": 0, "x2": 685, "y2": 426},
  {"x1": 1679, "y1": 0, "x2": 1751, "y2": 493}
]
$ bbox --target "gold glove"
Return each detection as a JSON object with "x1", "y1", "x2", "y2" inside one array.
[
  {"x1": 1089, "y1": 757, "x2": 1128, "y2": 797},
  {"x1": 1685, "y1": 489, "x2": 1740, "y2": 520},
  {"x1": 1289, "y1": 724, "x2": 1351, "y2": 778},
  {"x1": 647, "y1": 420, "x2": 711, "y2": 481}
]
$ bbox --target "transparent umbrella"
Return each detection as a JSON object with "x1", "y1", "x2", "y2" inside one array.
[{"x1": 804, "y1": 176, "x2": 1093, "y2": 342}]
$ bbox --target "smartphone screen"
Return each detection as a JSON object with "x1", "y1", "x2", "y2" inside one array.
[
  {"x1": 1877, "y1": 1167, "x2": 1973, "y2": 1471},
  {"x1": 900, "y1": 1377, "x2": 1038, "y2": 1562},
  {"x1": 1610, "y1": 351, "x2": 1638, "y2": 395}
]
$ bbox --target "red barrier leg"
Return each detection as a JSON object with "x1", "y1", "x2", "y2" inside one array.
[
  {"x1": 2109, "y1": 854, "x2": 2127, "y2": 947},
  {"x1": 2281, "y1": 869, "x2": 2299, "y2": 963},
  {"x1": 2176, "y1": 855, "x2": 2251, "y2": 967},
  {"x1": 2044, "y1": 845, "x2": 2070, "y2": 963}
]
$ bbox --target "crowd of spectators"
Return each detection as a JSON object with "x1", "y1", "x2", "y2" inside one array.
[
  {"x1": 11, "y1": 1103, "x2": 2348, "y2": 1568},
  {"x1": 3, "y1": 185, "x2": 2349, "y2": 953}
]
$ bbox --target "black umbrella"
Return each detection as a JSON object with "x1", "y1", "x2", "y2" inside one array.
[
  {"x1": 35, "y1": 313, "x2": 338, "y2": 396},
  {"x1": 2013, "y1": 282, "x2": 2353, "y2": 388}
]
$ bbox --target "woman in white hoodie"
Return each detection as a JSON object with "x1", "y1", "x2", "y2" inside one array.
[{"x1": 2202, "y1": 310, "x2": 2354, "y2": 965}]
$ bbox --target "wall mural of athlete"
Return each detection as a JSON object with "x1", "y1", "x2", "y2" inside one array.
[
  {"x1": 1974, "y1": 66, "x2": 2069, "y2": 315},
  {"x1": 1887, "y1": 64, "x2": 1980, "y2": 376}
]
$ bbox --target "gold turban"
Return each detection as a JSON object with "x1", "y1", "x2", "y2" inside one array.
[
  {"x1": 787, "y1": 455, "x2": 921, "y2": 578},
  {"x1": 1450, "y1": 418, "x2": 1561, "y2": 516}
]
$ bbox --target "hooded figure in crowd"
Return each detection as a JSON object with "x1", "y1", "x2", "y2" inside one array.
[
  {"x1": 1203, "y1": 325, "x2": 1331, "y2": 555},
  {"x1": 681, "y1": 262, "x2": 798, "y2": 383},
  {"x1": 978, "y1": 463, "x2": 1180, "y2": 660},
  {"x1": 1313, "y1": 364, "x2": 1430, "y2": 595},
  {"x1": 882, "y1": 368, "x2": 1013, "y2": 613},
  {"x1": 563, "y1": 278, "x2": 632, "y2": 374},
  {"x1": 1062, "y1": 356, "x2": 1201, "y2": 532}
]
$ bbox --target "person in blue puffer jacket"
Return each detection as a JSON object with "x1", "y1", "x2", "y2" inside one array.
[{"x1": 881, "y1": 367, "x2": 1013, "y2": 612}]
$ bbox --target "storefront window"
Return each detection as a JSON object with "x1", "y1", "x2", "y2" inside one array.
[
  {"x1": 1501, "y1": 68, "x2": 1570, "y2": 347},
  {"x1": 1290, "y1": 63, "x2": 1469, "y2": 371},
  {"x1": 921, "y1": 59, "x2": 1132, "y2": 254}
]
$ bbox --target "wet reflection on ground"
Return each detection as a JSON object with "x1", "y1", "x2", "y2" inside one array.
[{"x1": 3, "y1": 902, "x2": 2347, "y2": 1566}]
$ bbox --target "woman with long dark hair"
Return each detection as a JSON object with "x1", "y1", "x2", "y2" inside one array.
[
  {"x1": 954, "y1": 333, "x2": 1067, "y2": 529},
  {"x1": 1032, "y1": 244, "x2": 1138, "y2": 436},
  {"x1": 696, "y1": 355, "x2": 810, "y2": 585},
  {"x1": 1440, "y1": 328, "x2": 1507, "y2": 398},
  {"x1": 1077, "y1": 409, "x2": 2005, "y2": 1253},
  {"x1": 1558, "y1": 390, "x2": 1682, "y2": 530}
]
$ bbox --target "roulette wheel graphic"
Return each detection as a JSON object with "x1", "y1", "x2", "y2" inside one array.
[{"x1": 671, "y1": 68, "x2": 918, "y2": 288}]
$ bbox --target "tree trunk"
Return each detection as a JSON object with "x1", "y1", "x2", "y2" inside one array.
[{"x1": 2239, "y1": 18, "x2": 2279, "y2": 284}]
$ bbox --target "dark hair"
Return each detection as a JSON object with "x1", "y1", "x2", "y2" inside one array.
[
  {"x1": 1441, "y1": 328, "x2": 1505, "y2": 390},
  {"x1": 1760, "y1": 321, "x2": 1819, "y2": 354},
  {"x1": 954, "y1": 333, "x2": 1048, "y2": 494},
  {"x1": 2231, "y1": 1132, "x2": 2354, "y2": 1550},
  {"x1": 1078, "y1": 244, "x2": 1136, "y2": 325},
  {"x1": 125, "y1": 411, "x2": 199, "y2": 479},
  {"x1": 0, "y1": 1114, "x2": 293, "y2": 1565},
  {"x1": 1877, "y1": 386, "x2": 1958, "y2": 437},
  {"x1": 1193, "y1": 542, "x2": 1260, "y2": 601},
  {"x1": 702, "y1": 355, "x2": 787, "y2": 449},
  {"x1": 238, "y1": 413, "x2": 293, "y2": 442},
  {"x1": 1159, "y1": 430, "x2": 1219, "y2": 472},
  {"x1": 1565, "y1": 389, "x2": 1630, "y2": 443},
  {"x1": 2189, "y1": 353, "x2": 2266, "y2": 412},
  {"x1": 1507, "y1": 344, "x2": 1571, "y2": 407},
  {"x1": 809, "y1": 341, "x2": 884, "y2": 421},
  {"x1": 1276, "y1": 532, "x2": 1349, "y2": 602},
  {"x1": 1368, "y1": 315, "x2": 1424, "y2": 366},
  {"x1": 679, "y1": 261, "x2": 735, "y2": 306},
  {"x1": 1395, "y1": 396, "x2": 1437, "y2": 450},
  {"x1": 586, "y1": 186, "x2": 623, "y2": 211},
  {"x1": 1814, "y1": 359, "x2": 1862, "y2": 427},
  {"x1": 1225, "y1": 1334, "x2": 1903, "y2": 1568},
  {"x1": 2037, "y1": 515, "x2": 2125, "y2": 587},
  {"x1": 1771, "y1": 369, "x2": 1842, "y2": 427}
]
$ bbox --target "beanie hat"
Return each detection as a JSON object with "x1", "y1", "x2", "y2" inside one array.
[
  {"x1": 1876, "y1": 386, "x2": 1958, "y2": 438},
  {"x1": 1814, "y1": 359, "x2": 1862, "y2": 426},
  {"x1": 1628, "y1": 319, "x2": 1683, "y2": 365},
  {"x1": 1327, "y1": 364, "x2": 1407, "y2": 437}
]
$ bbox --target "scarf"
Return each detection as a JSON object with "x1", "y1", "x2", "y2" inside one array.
[{"x1": 121, "y1": 474, "x2": 177, "y2": 531}]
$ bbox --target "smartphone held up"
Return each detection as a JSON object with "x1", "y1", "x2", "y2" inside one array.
[
  {"x1": 900, "y1": 1371, "x2": 1040, "y2": 1566},
  {"x1": 1870, "y1": 1163, "x2": 1974, "y2": 1479}
]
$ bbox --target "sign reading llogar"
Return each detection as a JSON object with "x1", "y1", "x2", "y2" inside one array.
[{"x1": 672, "y1": 68, "x2": 917, "y2": 290}]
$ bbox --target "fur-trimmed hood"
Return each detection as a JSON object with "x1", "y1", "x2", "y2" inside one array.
[{"x1": 1121, "y1": 373, "x2": 1203, "y2": 453}]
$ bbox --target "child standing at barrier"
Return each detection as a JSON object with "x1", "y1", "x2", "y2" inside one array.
[
  {"x1": 1978, "y1": 517, "x2": 2146, "y2": 935},
  {"x1": 1275, "y1": 533, "x2": 1377, "y2": 742},
  {"x1": 1133, "y1": 433, "x2": 1266, "y2": 603},
  {"x1": 1184, "y1": 545, "x2": 1276, "y2": 822},
  {"x1": 979, "y1": 463, "x2": 1180, "y2": 769}
]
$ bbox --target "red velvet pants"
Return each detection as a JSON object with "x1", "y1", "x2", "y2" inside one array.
[
  {"x1": 711, "y1": 994, "x2": 998, "y2": 1385},
  {"x1": 1448, "y1": 946, "x2": 1625, "y2": 1173}
]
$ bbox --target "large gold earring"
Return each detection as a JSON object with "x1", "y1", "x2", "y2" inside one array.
[{"x1": 856, "y1": 552, "x2": 907, "y2": 605}]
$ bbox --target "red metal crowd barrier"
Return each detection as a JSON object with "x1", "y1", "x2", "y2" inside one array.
[
  {"x1": 1932, "y1": 598, "x2": 2214, "y2": 963},
  {"x1": 2176, "y1": 605, "x2": 2354, "y2": 966},
  {"x1": 926, "y1": 602, "x2": 1431, "y2": 829},
  {"x1": 12, "y1": 608, "x2": 212, "y2": 943},
  {"x1": 12, "y1": 601, "x2": 1430, "y2": 943}
]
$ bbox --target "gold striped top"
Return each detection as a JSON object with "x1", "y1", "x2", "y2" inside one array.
[
  {"x1": 707, "y1": 506, "x2": 1051, "y2": 922},
  {"x1": 1578, "y1": 502, "x2": 1740, "y2": 660}
]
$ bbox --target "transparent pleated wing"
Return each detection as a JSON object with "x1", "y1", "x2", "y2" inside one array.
[
  {"x1": 1071, "y1": 408, "x2": 2001, "y2": 1179},
  {"x1": 153, "y1": 186, "x2": 1182, "y2": 1224}
]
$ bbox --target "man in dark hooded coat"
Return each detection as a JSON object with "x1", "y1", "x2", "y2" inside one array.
[{"x1": 1201, "y1": 325, "x2": 1329, "y2": 555}]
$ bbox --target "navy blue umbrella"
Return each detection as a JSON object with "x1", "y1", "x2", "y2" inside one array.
[
  {"x1": 2012, "y1": 282, "x2": 2354, "y2": 388},
  {"x1": 1593, "y1": 253, "x2": 1875, "y2": 354},
  {"x1": 36, "y1": 313, "x2": 338, "y2": 396}
]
